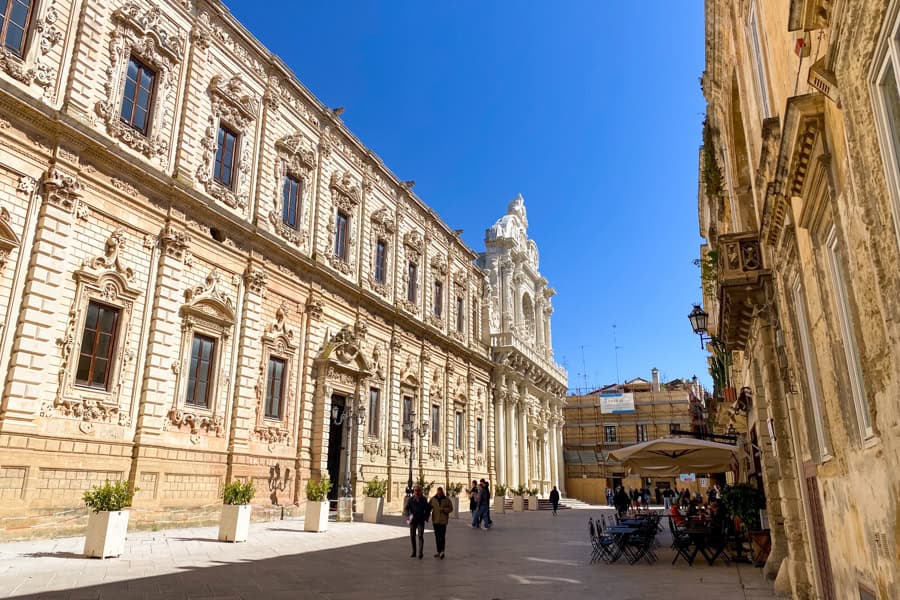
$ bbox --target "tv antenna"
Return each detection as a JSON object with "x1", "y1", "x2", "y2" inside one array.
[
  {"x1": 579, "y1": 345, "x2": 589, "y2": 392},
  {"x1": 612, "y1": 324, "x2": 623, "y2": 386}
]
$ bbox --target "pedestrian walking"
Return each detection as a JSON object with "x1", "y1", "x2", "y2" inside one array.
[
  {"x1": 481, "y1": 479, "x2": 493, "y2": 528},
  {"x1": 429, "y1": 486, "x2": 453, "y2": 559},
  {"x1": 613, "y1": 486, "x2": 630, "y2": 518},
  {"x1": 468, "y1": 480, "x2": 479, "y2": 524},
  {"x1": 403, "y1": 485, "x2": 431, "y2": 559},
  {"x1": 549, "y1": 485, "x2": 560, "y2": 515},
  {"x1": 474, "y1": 479, "x2": 492, "y2": 529}
]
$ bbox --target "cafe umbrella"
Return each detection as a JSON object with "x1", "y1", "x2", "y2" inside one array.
[{"x1": 608, "y1": 437, "x2": 745, "y2": 477}]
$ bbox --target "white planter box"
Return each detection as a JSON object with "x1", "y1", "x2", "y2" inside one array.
[
  {"x1": 83, "y1": 510, "x2": 129, "y2": 559},
  {"x1": 527, "y1": 496, "x2": 539, "y2": 510},
  {"x1": 512, "y1": 496, "x2": 525, "y2": 512},
  {"x1": 304, "y1": 500, "x2": 330, "y2": 532},
  {"x1": 494, "y1": 495, "x2": 506, "y2": 513},
  {"x1": 218, "y1": 504, "x2": 251, "y2": 542},
  {"x1": 450, "y1": 496, "x2": 460, "y2": 518},
  {"x1": 362, "y1": 497, "x2": 384, "y2": 524}
]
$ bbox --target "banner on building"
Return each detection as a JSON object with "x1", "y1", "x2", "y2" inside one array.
[
  {"x1": 599, "y1": 392, "x2": 635, "y2": 414},
  {"x1": 679, "y1": 473, "x2": 696, "y2": 482}
]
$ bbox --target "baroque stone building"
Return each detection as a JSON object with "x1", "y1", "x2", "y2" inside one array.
[
  {"x1": 699, "y1": 0, "x2": 900, "y2": 598},
  {"x1": 478, "y1": 196, "x2": 568, "y2": 494},
  {"x1": 0, "y1": 0, "x2": 569, "y2": 539}
]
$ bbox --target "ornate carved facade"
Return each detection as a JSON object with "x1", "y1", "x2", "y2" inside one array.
[
  {"x1": 0, "y1": 0, "x2": 573, "y2": 539},
  {"x1": 477, "y1": 196, "x2": 568, "y2": 494}
]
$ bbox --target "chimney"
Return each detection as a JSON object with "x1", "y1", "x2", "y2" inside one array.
[{"x1": 651, "y1": 368, "x2": 660, "y2": 392}]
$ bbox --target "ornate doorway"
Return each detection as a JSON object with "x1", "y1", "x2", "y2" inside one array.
[{"x1": 327, "y1": 394, "x2": 346, "y2": 501}]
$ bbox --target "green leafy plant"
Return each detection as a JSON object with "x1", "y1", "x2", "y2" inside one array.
[
  {"x1": 415, "y1": 475, "x2": 435, "y2": 496},
  {"x1": 221, "y1": 480, "x2": 256, "y2": 505},
  {"x1": 83, "y1": 480, "x2": 137, "y2": 513},
  {"x1": 719, "y1": 484, "x2": 766, "y2": 531},
  {"x1": 446, "y1": 482, "x2": 464, "y2": 497},
  {"x1": 305, "y1": 476, "x2": 332, "y2": 502},
  {"x1": 693, "y1": 249, "x2": 720, "y2": 297},
  {"x1": 513, "y1": 485, "x2": 529, "y2": 496},
  {"x1": 529, "y1": 487, "x2": 539, "y2": 497},
  {"x1": 702, "y1": 117, "x2": 723, "y2": 199},
  {"x1": 709, "y1": 341, "x2": 732, "y2": 400},
  {"x1": 363, "y1": 477, "x2": 387, "y2": 498},
  {"x1": 495, "y1": 483, "x2": 508, "y2": 497}
]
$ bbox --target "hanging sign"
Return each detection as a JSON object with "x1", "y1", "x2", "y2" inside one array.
[{"x1": 599, "y1": 392, "x2": 635, "y2": 414}]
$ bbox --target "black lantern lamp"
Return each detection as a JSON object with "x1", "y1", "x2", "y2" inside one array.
[{"x1": 688, "y1": 304, "x2": 712, "y2": 348}]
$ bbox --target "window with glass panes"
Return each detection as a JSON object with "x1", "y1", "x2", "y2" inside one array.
[
  {"x1": 456, "y1": 296, "x2": 464, "y2": 332},
  {"x1": 282, "y1": 175, "x2": 302, "y2": 229},
  {"x1": 264, "y1": 357, "x2": 286, "y2": 419},
  {"x1": 334, "y1": 211, "x2": 349, "y2": 260},
  {"x1": 368, "y1": 388, "x2": 380, "y2": 436},
  {"x1": 0, "y1": 0, "x2": 34, "y2": 57},
  {"x1": 403, "y1": 395, "x2": 412, "y2": 440},
  {"x1": 213, "y1": 125, "x2": 238, "y2": 188},
  {"x1": 636, "y1": 424, "x2": 648, "y2": 442},
  {"x1": 604, "y1": 425, "x2": 617, "y2": 443},
  {"x1": 186, "y1": 334, "x2": 216, "y2": 407},
  {"x1": 455, "y1": 411, "x2": 464, "y2": 449},
  {"x1": 119, "y1": 56, "x2": 156, "y2": 135},
  {"x1": 75, "y1": 301, "x2": 120, "y2": 390},
  {"x1": 407, "y1": 262, "x2": 418, "y2": 302},
  {"x1": 431, "y1": 405, "x2": 440, "y2": 445},
  {"x1": 433, "y1": 281, "x2": 442, "y2": 317},
  {"x1": 476, "y1": 418, "x2": 483, "y2": 452},
  {"x1": 374, "y1": 240, "x2": 387, "y2": 283}
]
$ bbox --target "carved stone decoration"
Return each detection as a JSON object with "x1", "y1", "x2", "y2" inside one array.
[
  {"x1": 430, "y1": 255, "x2": 448, "y2": 277},
  {"x1": 159, "y1": 223, "x2": 191, "y2": 262},
  {"x1": 326, "y1": 171, "x2": 360, "y2": 274},
  {"x1": 429, "y1": 445, "x2": 443, "y2": 461},
  {"x1": 252, "y1": 301, "x2": 297, "y2": 449},
  {"x1": 370, "y1": 343, "x2": 385, "y2": 381},
  {"x1": 16, "y1": 176, "x2": 36, "y2": 195},
  {"x1": 0, "y1": 0, "x2": 62, "y2": 90},
  {"x1": 268, "y1": 132, "x2": 315, "y2": 248},
  {"x1": 196, "y1": 74, "x2": 259, "y2": 210},
  {"x1": 183, "y1": 269, "x2": 235, "y2": 321},
  {"x1": 243, "y1": 264, "x2": 267, "y2": 295},
  {"x1": 41, "y1": 165, "x2": 83, "y2": 213},
  {"x1": 164, "y1": 408, "x2": 224, "y2": 444},
  {"x1": 453, "y1": 449, "x2": 465, "y2": 463},
  {"x1": 363, "y1": 438, "x2": 384, "y2": 459},
  {"x1": 0, "y1": 208, "x2": 21, "y2": 272},
  {"x1": 305, "y1": 295, "x2": 324, "y2": 320},
  {"x1": 94, "y1": 1, "x2": 184, "y2": 163},
  {"x1": 85, "y1": 229, "x2": 135, "y2": 283},
  {"x1": 326, "y1": 325, "x2": 365, "y2": 366},
  {"x1": 368, "y1": 207, "x2": 395, "y2": 296}
]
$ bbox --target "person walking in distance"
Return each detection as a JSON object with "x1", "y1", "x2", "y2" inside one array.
[
  {"x1": 404, "y1": 485, "x2": 431, "y2": 559},
  {"x1": 429, "y1": 486, "x2": 453, "y2": 559},
  {"x1": 479, "y1": 479, "x2": 493, "y2": 529},
  {"x1": 549, "y1": 485, "x2": 560, "y2": 516},
  {"x1": 468, "y1": 480, "x2": 478, "y2": 523}
]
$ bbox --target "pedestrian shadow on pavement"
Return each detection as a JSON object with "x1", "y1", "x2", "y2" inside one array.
[{"x1": 17, "y1": 551, "x2": 84, "y2": 560}]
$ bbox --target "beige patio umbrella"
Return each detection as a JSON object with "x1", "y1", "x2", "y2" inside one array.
[{"x1": 608, "y1": 437, "x2": 744, "y2": 477}]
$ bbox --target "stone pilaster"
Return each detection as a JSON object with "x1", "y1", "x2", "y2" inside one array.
[{"x1": 494, "y1": 386, "x2": 506, "y2": 486}]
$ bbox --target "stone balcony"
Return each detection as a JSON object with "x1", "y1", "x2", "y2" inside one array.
[
  {"x1": 489, "y1": 331, "x2": 568, "y2": 385},
  {"x1": 716, "y1": 232, "x2": 771, "y2": 351}
]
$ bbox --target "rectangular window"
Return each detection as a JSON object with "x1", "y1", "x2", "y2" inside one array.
[
  {"x1": 826, "y1": 228, "x2": 874, "y2": 441},
  {"x1": 75, "y1": 301, "x2": 120, "y2": 390},
  {"x1": 636, "y1": 424, "x2": 648, "y2": 442},
  {"x1": 455, "y1": 411, "x2": 464, "y2": 449},
  {"x1": 433, "y1": 280, "x2": 443, "y2": 317},
  {"x1": 374, "y1": 240, "x2": 387, "y2": 283},
  {"x1": 119, "y1": 56, "x2": 156, "y2": 135},
  {"x1": 264, "y1": 357, "x2": 286, "y2": 419},
  {"x1": 0, "y1": 0, "x2": 33, "y2": 57},
  {"x1": 403, "y1": 395, "x2": 413, "y2": 441},
  {"x1": 186, "y1": 334, "x2": 216, "y2": 407},
  {"x1": 792, "y1": 279, "x2": 831, "y2": 460},
  {"x1": 456, "y1": 296, "x2": 464, "y2": 333},
  {"x1": 213, "y1": 125, "x2": 238, "y2": 188},
  {"x1": 604, "y1": 425, "x2": 617, "y2": 443},
  {"x1": 334, "y1": 211, "x2": 349, "y2": 260},
  {"x1": 368, "y1": 388, "x2": 380, "y2": 437},
  {"x1": 407, "y1": 262, "x2": 418, "y2": 302},
  {"x1": 874, "y1": 36, "x2": 900, "y2": 253},
  {"x1": 476, "y1": 418, "x2": 483, "y2": 452},
  {"x1": 472, "y1": 300, "x2": 479, "y2": 338},
  {"x1": 282, "y1": 175, "x2": 302, "y2": 229},
  {"x1": 748, "y1": 1, "x2": 771, "y2": 118},
  {"x1": 431, "y1": 404, "x2": 440, "y2": 446},
  {"x1": 669, "y1": 423, "x2": 679, "y2": 433}
]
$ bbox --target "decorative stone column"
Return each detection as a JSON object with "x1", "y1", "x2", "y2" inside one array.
[
  {"x1": 556, "y1": 410, "x2": 566, "y2": 495},
  {"x1": 548, "y1": 415, "x2": 559, "y2": 488},
  {"x1": 494, "y1": 386, "x2": 506, "y2": 486},
  {"x1": 507, "y1": 394, "x2": 517, "y2": 488},
  {"x1": 519, "y1": 401, "x2": 528, "y2": 486},
  {"x1": 542, "y1": 430, "x2": 551, "y2": 493}
]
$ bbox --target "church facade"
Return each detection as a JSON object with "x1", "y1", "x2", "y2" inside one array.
[{"x1": 0, "y1": 0, "x2": 564, "y2": 539}]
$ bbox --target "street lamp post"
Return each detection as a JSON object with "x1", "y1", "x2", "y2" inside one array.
[
  {"x1": 332, "y1": 396, "x2": 365, "y2": 522},
  {"x1": 688, "y1": 304, "x2": 712, "y2": 348},
  {"x1": 404, "y1": 410, "x2": 429, "y2": 497}
]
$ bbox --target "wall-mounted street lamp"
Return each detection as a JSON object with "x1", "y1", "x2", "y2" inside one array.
[{"x1": 688, "y1": 304, "x2": 712, "y2": 349}]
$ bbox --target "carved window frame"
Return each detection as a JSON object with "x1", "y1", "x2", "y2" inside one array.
[
  {"x1": 0, "y1": 0, "x2": 63, "y2": 92},
  {"x1": 871, "y1": 4, "x2": 900, "y2": 256},
  {"x1": 427, "y1": 254, "x2": 447, "y2": 328},
  {"x1": 400, "y1": 231, "x2": 423, "y2": 314},
  {"x1": 54, "y1": 248, "x2": 141, "y2": 428},
  {"x1": 95, "y1": 2, "x2": 184, "y2": 164},
  {"x1": 254, "y1": 303, "x2": 297, "y2": 448},
  {"x1": 168, "y1": 271, "x2": 235, "y2": 441},
  {"x1": 367, "y1": 386, "x2": 381, "y2": 438},
  {"x1": 326, "y1": 171, "x2": 360, "y2": 275},
  {"x1": 0, "y1": 207, "x2": 21, "y2": 272},
  {"x1": 368, "y1": 207, "x2": 394, "y2": 297},
  {"x1": 269, "y1": 132, "x2": 315, "y2": 250},
  {"x1": 197, "y1": 74, "x2": 258, "y2": 212}
]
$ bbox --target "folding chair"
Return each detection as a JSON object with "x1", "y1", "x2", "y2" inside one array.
[
  {"x1": 703, "y1": 520, "x2": 732, "y2": 566},
  {"x1": 669, "y1": 518, "x2": 695, "y2": 566}
]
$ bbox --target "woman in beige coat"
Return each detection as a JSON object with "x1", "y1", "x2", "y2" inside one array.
[{"x1": 429, "y1": 486, "x2": 454, "y2": 559}]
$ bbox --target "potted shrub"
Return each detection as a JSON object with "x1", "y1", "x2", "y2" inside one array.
[
  {"x1": 82, "y1": 480, "x2": 136, "y2": 558},
  {"x1": 305, "y1": 476, "x2": 332, "y2": 532},
  {"x1": 415, "y1": 474, "x2": 435, "y2": 496},
  {"x1": 362, "y1": 477, "x2": 387, "y2": 524},
  {"x1": 446, "y1": 482, "x2": 464, "y2": 518},
  {"x1": 527, "y1": 487, "x2": 539, "y2": 511},
  {"x1": 512, "y1": 485, "x2": 526, "y2": 512},
  {"x1": 720, "y1": 483, "x2": 767, "y2": 561},
  {"x1": 493, "y1": 484, "x2": 508, "y2": 513},
  {"x1": 218, "y1": 479, "x2": 255, "y2": 542}
]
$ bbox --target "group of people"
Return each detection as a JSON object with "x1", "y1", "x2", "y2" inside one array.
[
  {"x1": 468, "y1": 479, "x2": 493, "y2": 529},
  {"x1": 606, "y1": 482, "x2": 724, "y2": 513}
]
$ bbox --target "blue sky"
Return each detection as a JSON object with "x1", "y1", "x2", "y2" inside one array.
[{"x1": 224, "y1": 1, "x2": 708, "y2": 391}]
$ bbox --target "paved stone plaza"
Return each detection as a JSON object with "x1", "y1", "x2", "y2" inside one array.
[{"x1": 0, "y1": 507, "x2": 774, "y2": 600}]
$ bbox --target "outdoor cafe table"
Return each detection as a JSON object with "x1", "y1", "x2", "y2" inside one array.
[
  {"x1": 682, "y1": 526, "x2": 717, "y2": 566},
  {"x1": 605, "y1": 525, "x2": 639, "y2": 563}
]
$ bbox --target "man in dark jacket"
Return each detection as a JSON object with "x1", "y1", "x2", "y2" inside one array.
[
  {"x1": 549, "y1": 486, "x2": 560, "y2": 515},
  {"x1": 613, "y1": 486, "x2": 630, "y2": 518},
  {"x1": 476, "y1": 479, "x2": 492, "y2": 529},
  {"x1": 404, "y1": 485, "x2": 431, "y2": 559}
]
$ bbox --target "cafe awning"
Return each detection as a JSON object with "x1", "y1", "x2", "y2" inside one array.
[{"x1": 608, "y1": 437, "x2": 744, "y2": 477}]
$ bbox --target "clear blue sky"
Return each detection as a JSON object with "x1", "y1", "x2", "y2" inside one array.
[{"x1": 224, "y1": 1, "x2": 709, "y2": 391}]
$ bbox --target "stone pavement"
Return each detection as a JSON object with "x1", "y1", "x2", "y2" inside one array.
[{"x1": 0, "y1": 506, "x2": 777, "y2": 600}]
